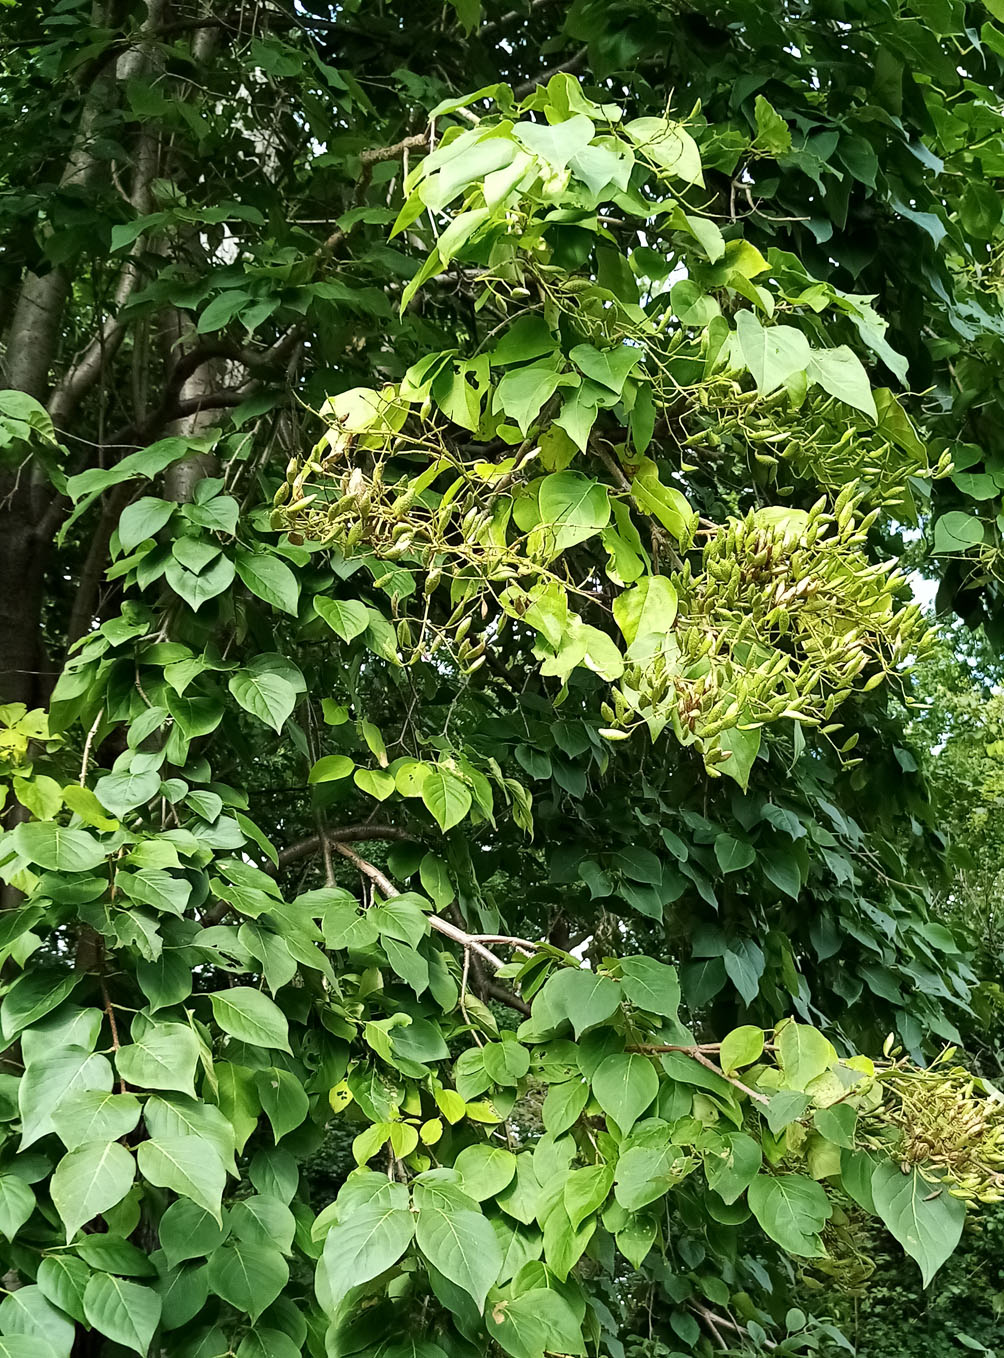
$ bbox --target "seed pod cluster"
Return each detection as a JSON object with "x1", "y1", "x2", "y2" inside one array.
[
  {"x1": 608, "y1": 492, "x2": 933, "y2": 766},
  {"x1": 864, "y1": 1055, "x2": 1004, "y2": 1205}
]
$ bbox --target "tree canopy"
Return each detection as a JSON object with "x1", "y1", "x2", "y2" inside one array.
[{"x1": 4, "y1": 2, "x2": 1004, "y2": 1355}]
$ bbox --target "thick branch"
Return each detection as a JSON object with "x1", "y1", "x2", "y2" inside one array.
[{"x1": 277, "y1": 823, "x2": 415, "y2": 868}]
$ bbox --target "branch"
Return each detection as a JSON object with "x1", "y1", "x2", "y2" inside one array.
[
  {"x1": 513, "y1": 46, "x2": 587, "y2": 100},
  {"x1": 628, "y1": 1044, "x2": 771, "y2": 1106},
  {"x1": 480, "y1": 0, "x2": 560, "y2": 35},
  {"x1": 277, "y1": 823, "x2": 415, "y2": 868},
  {"x1": 318, "y1": 132, "x2": 430, "y2": 256},
  {"x1": 332, "y1": 842, "x2": 509, "y2": 972},
  {"x1": 48, "y1": 248, "x2": 146, "y2": 427}
]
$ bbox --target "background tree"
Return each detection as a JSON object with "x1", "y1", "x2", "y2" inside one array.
[{"x1": 3, "y1": 2, "x2": 1004, "y2": 1356}]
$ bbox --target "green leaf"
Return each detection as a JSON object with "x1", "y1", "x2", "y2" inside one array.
[
  {"x1": 537, "y1": 968, "x2": 621, "y2": 1038},
  {"x1": 724, "y1": 938, "x2": 765, "y2": 1006},
  {"x1": 211, "y1": 987, "x2": 291, "y2": 1051},
  {"x1": 735, "y1": 312, "x2": 811, "y2": 394},
  {"x1": 495, "y1": 363, "x2": 567, "y2": 433},
  {"x1": 714, "y1": 833, "x2": 755, "y2": 873},
  {"x1": 777, "y1": 1023, "x2": 836, "y2": 1090},
  {"x1": 198, "y1": 290, "x2": 251, "y2": 333},
  {"x1": 18, "y1": 1046, "x2": 111, "y2": 1148},
  {"x1": 542, "y1": 1080, "x2": 590, "y2": 1137},
  {"x1": 625, "y1": 116, "x2": 703, "y2": 185},
  {"x1": 569, "y1": 342, "x2": 642, "y2": 395},
  {"x1": 82, "y1": 1274, "x2": 162, "y2": 1354},
  {"x1": 482, "y1": 1038, "x2": 531, "y2": 1087},
  {"x1": 207, "y1": 1241, "x2": 289, "y2": 1321},
  {"x1": 421, "y1": 768, "x2": 472, "y2": 832},
  {"x1": 705, "y1": 1132, "x2": 762, "y2": 1205},
  {"x1": 761, "y1": 846, "x2": 801, "y2": 900},
  {"x1": 51, "y1": 1140, "x2": 135, "y2": 1241},
  {"x1": 934, "y1": 511, "x2": 985, "y2": 553},
  {"x1": 137, "y1": 1136, "x2": 226, "y2": 1220},
  {"x1": 415, "y1": 1202, "x2": 502, "y2": 1312},
  {"x1": 840, "y1": 1148, "x2": 879, "y2": 1215},
  {"x1": 813, "y1": 1103, "x2": 857, "y2": 1150},
  {"x1": 229, "y1": 670, "x2": 298, "y2": 732},
  {"x1": 753, "y1": 94, "x2": 792, "y2": 154},
  {"x1": 236, "y1": 1330, "x2": 301, "y2": 1358},
  {"x1": 51, "y1": 1089, "x2": 141, "y2": 1150},
  {"x1": 630, "y1": 458, "x2": 694, "y2": 542},
  {"x1": 2, "y1": 970, "x2": 80, "y2": 1040},
  {"x1": 487, "y1": 1288, "x2": 586, "y2": 1358},
  {"x1": 144, "y1": 1094, "x2": 237, "y2": 1175},
  {"x1": 36, "y1": 1255, "x2": 89, "y2": 1325},
  {"x1": 308, "y1": 755, "x2": 354, "y2": 783},
  {"x1": 256, "y1": 1067, "x2": 310, "y2": 1142},
  {"x1": 807, "y1": 346, "x2": 877, "y2": 419},
  {"x1": 619, "y1": 956, "x2": 680, "y2": 1018},
  {"x1": 119, "y1": 866, "x2": 191, "y2": 915},
  {"x1": 612, "y1": 577, "x2": 678, "y2": 645},
  {"x1": 235, "y1": 549, "x2": 300, "y2": 616},
  {"x1": 118, "y1": 497, "x2": 175, "y2": 552},
  {"x1": 115, "y1": 1021, "x2": 200, "y2": 1096},
  {"x1": 354, "y1": 767, "x2": 396, "y2": 801},
  {"x1": 719, "y1": 1026, "x2": 764, "y2": 1074},
  {"x1": 517, "y1": 113, "x2": 594, "y2": 169},
  {"x1": 9, "y1": 823, "x2": 105, "y2": 873},
  {"x1": 616, "y1": 1214, "x2": 658, "y2": 1269},
  {"x1": 159, "y1": 1198, "x2": 228, "y2": 1268},
  {"x1": 591, "y1": 1053, "x2": 659, "y2": 1134},
  {"x1": 747, "y1": 1174, "x2": 831, "y2": 1257},
  {"x1": 564, "y1": 1163, "x2": 613, "y2": 1231},
  {"x1": 314, "y1": 596, "x2": 371, "y2": 642},
  {"x1": 229, "y1": 1195, "x2": 295, "y2": 1255},
  {"x1": 766, "y1": 1090, "x2": 811, "y2": 1134},
  {"x1": 870, "y1": 1163, "x2": 965, "y2": 1286},
  {"x1": 717, "y1": 724, "x2": 762, "y2": 790},
  {"x1": 165, "y1": 553, "x2": 236, "y2": 611},
  {"x1": 454, "y1": 1145, "x2": 517, "y2": 1200},
  {"x1": 317, "y1": 1200, "x2": 414, "y2": 1312},
  {"x1": 0, "y1": 1288, "x2": 74, "y2": 1357},
  {"x1": 0, "y1": 1338, "x2": 60, "y2": 1358},
  {"x1": 0, "y1": 1175, "x2": 35, "y2": 1242},
  {"x1": 537, "y1": 472, "x2": 611, "y2": 553}
]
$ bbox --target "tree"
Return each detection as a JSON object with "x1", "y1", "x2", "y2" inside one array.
[{"x1": 2, "y1": 2, "x2": 1004, "y2": 1355}]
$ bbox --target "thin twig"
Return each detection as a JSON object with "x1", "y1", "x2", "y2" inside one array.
[
  {"x1": 628, "y1": 1044, "x2": 771, "y2": 1105},
  {"x1": 331, "y1": 842, "x2": 509, "y2": 972}
]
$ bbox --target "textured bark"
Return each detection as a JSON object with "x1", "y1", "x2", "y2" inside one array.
[
  {"x1": 0, "y1": 270, "x2": 66, "y2": 707},
  {"x1": 2, "y1": 269, "x2": 70, "y2": 402}
]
